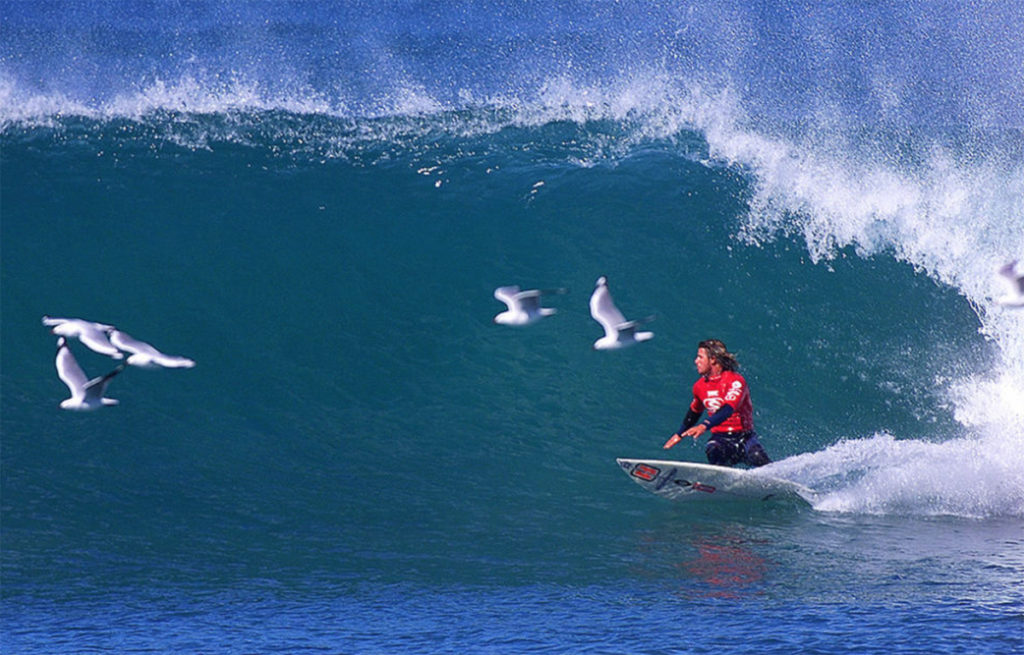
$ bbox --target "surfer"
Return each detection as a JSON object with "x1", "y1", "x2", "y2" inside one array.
[{"x1": 662, "y1": 339, "x2": 771, "y2": 468}]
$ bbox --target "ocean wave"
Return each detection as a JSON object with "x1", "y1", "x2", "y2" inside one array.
[
  {"x1": 5, "y1": 69, "x2": 1023, "y2": 519},
  {"x1": 7, "y1": 74, "x2": 1021, "y2": 313},
  {"x1": 8, "y1": 72, "x2": 1018, "y2": 292}
]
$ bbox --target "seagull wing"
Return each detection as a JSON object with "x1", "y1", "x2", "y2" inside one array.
[
  {"x1": 109, "y1": 330, "x2": 161, "y2": 357},
  {"x1": 150, "y1": 354, "x2": 196, "y2": 368},
  {"x1": 616, "y1": 315, "x2": 655, "y2": 337},
  {"x1": 110, "y1": 330, "x2": 196, "y2": 368},
  {"x1": 77, "y1": 325, "x2": 124, "y2": 359},
  {"x1": 42, "y1": 316, "x2": 116, "y2": 331},
  {"x1": 616, "y1": 320, "x2": 641, "y2": 337},
  {"x1": 515, "y1": 289, "x2": 543, "y2": 312},
  {"x1": 494, "y1": 286, "x2": 522, "y2": 309},
  {"x1": 82, "y1": 364, "x2": 125, "y2": 402}
]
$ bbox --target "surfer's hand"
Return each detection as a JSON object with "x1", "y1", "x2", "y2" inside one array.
[
  {"x1": 681, "y1": 424, "x2": 707, "y2": 440},
  {"x1": 662, "y1": 434, "x2": 683, "y2": 449}
]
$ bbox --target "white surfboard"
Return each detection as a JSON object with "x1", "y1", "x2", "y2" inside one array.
[{"x1": 616, "y1": 458, "x2": 816, "y2": 504}]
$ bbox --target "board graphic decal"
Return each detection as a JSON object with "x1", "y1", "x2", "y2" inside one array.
[{"x1": 630, "y1": 463, "x2": 660, "y2": 481}]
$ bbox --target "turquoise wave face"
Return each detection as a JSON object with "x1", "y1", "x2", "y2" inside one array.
[{"x1": 3, "y1": 110, "x2": 1019, "y2": 570}]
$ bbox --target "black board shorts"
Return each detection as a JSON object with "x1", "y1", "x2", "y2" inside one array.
[{"x1": 705, "y1": 431, "x2": 771, "y2": 467}]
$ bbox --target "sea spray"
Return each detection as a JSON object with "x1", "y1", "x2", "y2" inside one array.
[{"x1": 768, "y1": 433, "x2": 1024, "y2": 518}]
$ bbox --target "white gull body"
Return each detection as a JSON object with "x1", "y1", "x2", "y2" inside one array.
[
  {"x1": 54, "y1": 337, "x2": 124, "y2": 410},
  {"x1": 493, "y1": 285, "x2": 566, "y2": 326},
  {"x1": 589, "y1": 276, "x2": 654, "y2": 350}
]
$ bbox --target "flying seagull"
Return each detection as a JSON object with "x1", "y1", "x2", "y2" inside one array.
[
  {"x1": 996, "y1": 260, "x2": 1024, "y2": 308},
  {"x1": 493, "y1": 285, "x2": 567, "y2": 326},
  {"x1": 108, "y1": 329, "x2": 196, "y2": 369},
  {"x1": 589, "y1": 276, "x2": 654, "y2": 350},
  {"x1": 42, "y1": 316, "x2": 123, "y2": 359},
  {"x1": 54, "y1": 337, "x2": 125, "y2": 410}
]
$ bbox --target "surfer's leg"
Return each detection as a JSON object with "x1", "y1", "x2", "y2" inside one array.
[
  {"x1": 742, "y1": 433, "x2": 771, "y2": 467},
  {"x1": 705, "y1": 437, "x2": 742, "y2": 466}
]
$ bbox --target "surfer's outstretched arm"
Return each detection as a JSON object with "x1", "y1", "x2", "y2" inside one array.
[
  {"x1": 664, "y1": 408, "x2": 702, "y2": 448},
  {"x1": 680, "y1": 400, "x2": 737, "y2": 440}
]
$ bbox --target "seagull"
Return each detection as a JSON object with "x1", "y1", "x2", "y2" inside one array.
[
  {"x1": 42, "y1": 316, "x2": 123, "y2": 359},
  {"x1": 996, "y1": 260, "x2": 1024, "y2": 308},
  {"x1": 493, "y1": 285, "x2": 567, "y2": 326},
  {"x1": 589, "y1": 276, "x2": 654, "y2": 350},
  {"x1": 108, "y1": 329, "x2": 196, "y2": 369},
  {"x1": 54, "y1": 337, "x2": 125, "y2": 410}
]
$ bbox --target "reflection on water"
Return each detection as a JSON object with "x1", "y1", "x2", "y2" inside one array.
[
  {"x1": 681, "y1": 535, "x2": 767, "y2": 599},
  {"x1": 623, "y1": 503, "x2": 1024, "y2": 606},
  {"x1": 625, "y1": 509, "x2": 774, "y2": 600}
]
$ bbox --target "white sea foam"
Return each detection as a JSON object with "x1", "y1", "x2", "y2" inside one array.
[{"x1": 767, "y1": 433, "x2": 1024, "y2": 519}]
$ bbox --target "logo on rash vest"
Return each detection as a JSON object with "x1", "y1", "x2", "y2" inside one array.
[
  {"x1": 725, "y1": 380, "x2": 743, "y2": 402},
  {"x1": 704, "y1": 398, "x2": 723, "y2": 412}
]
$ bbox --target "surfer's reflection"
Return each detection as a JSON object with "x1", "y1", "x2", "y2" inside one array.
[
  {"x1": 680, "y1": 534, "x2": 766, "y2": 599},
  {"x1": 629, "y1": 521, "x2": 770, "y2": 599}
]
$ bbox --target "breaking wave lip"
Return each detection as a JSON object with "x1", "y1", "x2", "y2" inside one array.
[
  {"x1": 0, "y1": 71, "x2": 730, "y2": 167},
  {"x1": 0, "y1": 73, "x2": 336, "y2": 126}
]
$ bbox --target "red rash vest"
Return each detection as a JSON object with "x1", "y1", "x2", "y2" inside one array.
[{"x1": 690, "y1": 370, "x2": 755, "y2": 434}]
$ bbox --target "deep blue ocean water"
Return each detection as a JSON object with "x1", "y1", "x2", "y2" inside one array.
[{"x1": 3, "y1": 2, "x2": 1023, "y2": 653}]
